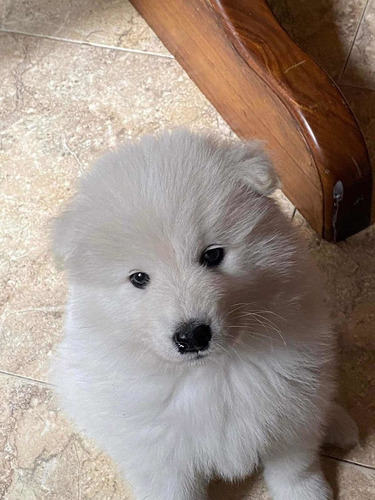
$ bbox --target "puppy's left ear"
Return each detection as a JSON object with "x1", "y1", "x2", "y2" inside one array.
[{"x1": 227, "y1": 141, "x2": 280, "y2": 195}]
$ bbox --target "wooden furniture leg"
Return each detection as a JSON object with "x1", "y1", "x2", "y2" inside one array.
[{"x1": 130, "y1": 0, "x2": 373, "y2": 241}]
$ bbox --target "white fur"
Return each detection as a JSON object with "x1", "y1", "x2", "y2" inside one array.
[{"x1": 52, "y1": 129, "x2": 356, "y2": 500}]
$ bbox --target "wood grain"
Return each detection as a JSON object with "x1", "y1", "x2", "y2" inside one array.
[{"x1": 130, "y1": 0, "x2": 373, "y2": 241}]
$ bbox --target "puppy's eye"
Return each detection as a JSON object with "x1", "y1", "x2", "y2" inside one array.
[
  {"x1": 129, "y1": 272, "x2": 150, "y2": 289},
  {"x1": 200, "y1": 247, "x2": 225, "y2": 268}
]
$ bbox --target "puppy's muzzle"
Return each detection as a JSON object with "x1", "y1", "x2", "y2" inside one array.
[{"x1": 173, "y1": 322, "x2": 212, "y2": 354}]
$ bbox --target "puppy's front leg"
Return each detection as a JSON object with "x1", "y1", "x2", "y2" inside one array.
[
  {"x1": 125, "y1": 461, "x2": 207, "y2": 500},
  {"x1": 263, "y1": 445, "x2": 332, "y2": 500}
]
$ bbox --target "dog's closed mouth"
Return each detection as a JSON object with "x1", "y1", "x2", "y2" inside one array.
[
  {"x1": 180, "y1": 351, "x2": 209, "y2": 363},
  {"x1": 195, "y1": 353, "x2": 208, "y2": 360}
]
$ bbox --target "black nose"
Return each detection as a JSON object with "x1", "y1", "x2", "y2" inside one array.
[{"x1": 173, "y1": 322, "x2": 212, "y2": 354}]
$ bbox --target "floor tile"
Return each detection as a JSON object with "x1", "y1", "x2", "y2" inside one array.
[
  {"x1": 0, "y1": 33, "x2": 233, "y2": 381},
  {"x1": 209, "y1": 471, "x2": 269, "y2": 499},
  {"x1": 341, "y1": 0, "x2": 375, "y2": 89},
  {"x1": 340, "y1": 86, "x2": 375, "y2": 163},
  {"x1": 0, "y1": 0, "x2": 168, "y2": 55},
  {"x1": 339, "y1": 85, "x2": 375, "y2": 212},
  {"x1": 322, "y1": 458, "x2": 375, "y2": 500},
  {"x1": 267, "y1": 0, "x2": 368, "y2": 81},
  {"x1": 0, "y1": 373, "x2": 132, "y2": 499}
]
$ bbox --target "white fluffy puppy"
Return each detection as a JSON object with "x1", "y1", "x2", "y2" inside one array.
[{"x1": 52, "y1": 129, "x2": 357, "y2": 500}]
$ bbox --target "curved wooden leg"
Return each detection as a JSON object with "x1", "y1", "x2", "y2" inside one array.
[{"x1": 130, "y1": 0, "x2": 372, "y2": 241}]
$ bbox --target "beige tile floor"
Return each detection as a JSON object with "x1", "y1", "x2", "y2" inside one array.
[{"x1": 1, "y1": 0, "x2": 375, "y2": 498}]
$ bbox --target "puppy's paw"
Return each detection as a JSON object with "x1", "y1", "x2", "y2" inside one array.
[
  {"x1": 264, "y1": 451, "x2": 332, "y2": 500},
  {"x1": 270, "y1": 473, "x2": 332, "y2": 500},
  {"x1": 324, "y1": 403, "x2": 359, "y2": 449}
]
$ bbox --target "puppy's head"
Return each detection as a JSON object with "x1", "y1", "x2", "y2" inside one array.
[{"x1": 53, "y1": 130, "x2": 298, "y2": 366}]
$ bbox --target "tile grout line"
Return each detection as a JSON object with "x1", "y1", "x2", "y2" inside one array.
[
  {"x1": 337, "y1": 0, "x2": 371, "y2": 84},
  {"x1": 0, "y1": 369, "x2": 54, "y2": 387},
  {"x1": 0, "y1": 27, "x2": 175, "y2": 59},
  {"x1": 321, "y1": 453, "x2": 375, "y2": 471}
]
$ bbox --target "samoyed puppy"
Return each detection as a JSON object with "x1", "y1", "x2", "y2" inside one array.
[{"x1": 52, "y1": 129, "x2": 357, "y2": 500}]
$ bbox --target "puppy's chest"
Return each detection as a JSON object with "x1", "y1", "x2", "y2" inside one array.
[{"x1": 145, "y1": 369, "x2": 274, "y2": 475}]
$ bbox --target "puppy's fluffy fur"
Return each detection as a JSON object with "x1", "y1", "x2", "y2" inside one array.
[{"x1": 52, "y1": 130, "x2": 357, "y2": 500}]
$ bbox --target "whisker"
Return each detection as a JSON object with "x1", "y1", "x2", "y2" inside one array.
[
  {"x1": 136, "y1": 345, "x2": 153, "y2": 363},
  {"x1": 227, "y1": 325, "x2": 271, "y2": 340},
  {"x1": 239, "y1": 313, "x2": 287, "y2": 346},
  {"x1": 240, "y1": 308, "x2": 287, "y2": 322},
  {"x1": 227, "y1": 310, "x2": 287, "y2": 346},
  {"x1": 225, "y1": 302, "x2": 258, "y2": 317},
  {"x1": 227, "y1": 329, "x2": 273, "y2": 347}
]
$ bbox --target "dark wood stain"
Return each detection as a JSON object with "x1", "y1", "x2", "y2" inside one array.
[{"x1": 130, "y1": 0, "x2": 373, "y2": 241}]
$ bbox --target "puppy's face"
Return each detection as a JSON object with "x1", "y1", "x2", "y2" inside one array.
[{"x1": 54, "y1": 130, "x2": 296, "y2": 366}]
